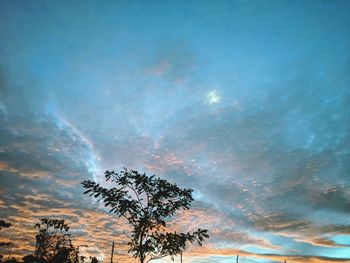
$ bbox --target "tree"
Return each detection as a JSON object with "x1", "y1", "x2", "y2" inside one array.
[
  {"x1": 0, "y1": 220, "x2": 12, "y2": 247},
  {"x1": 0, "y1": 219, "x2": 13, "y2": 261},
  {"x1": 34, "y1": 219, "x2": 79, "y2": 263},
  {"x1": 82, "y1": 168, "x2": 209, "y2": 263},
  {"x1": 0, "y1": 220, "x2": 11, "y2": 231},
  {"x1": 22, "y1": 255, "x2": 36, "y2": 263}
]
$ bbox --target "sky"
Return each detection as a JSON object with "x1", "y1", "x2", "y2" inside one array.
[{"x1": 0, "y1": 0, "x2": 350, "y2": 262}]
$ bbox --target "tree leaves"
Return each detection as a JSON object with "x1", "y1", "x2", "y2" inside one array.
[
  {"x1": 34, "y1": 218, "x2": 78, "y2": 263},
  {"x1": 81, "y1": 168, "x2": 209, "y2": 263}
]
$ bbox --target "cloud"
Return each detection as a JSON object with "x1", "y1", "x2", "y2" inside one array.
[
  {"x1": 312, "y1": 188, "x2": 350, "y2": 214},
  {"x1": 146, "y1": 42, "x2": 197, "y2": 85},
  {"x1": 0, "y1": 1, "x2": 350, "y2": 261}
]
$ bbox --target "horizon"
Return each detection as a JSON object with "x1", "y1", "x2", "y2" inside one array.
[{"x1": 0, "y1": 0, "x2": 350, "y2": 262}]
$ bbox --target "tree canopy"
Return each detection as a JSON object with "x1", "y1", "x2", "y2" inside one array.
[
  {"x1": 34, "y1": 218, "x2": 79, "y2": 263},
  {"x1": 0, "y1": 218, "x2": 99, "y2": 263},
  {"x1": 82, "y1": 168, "x2": 209, "y2": 263},
  {"x1": 0, "y1": 219, "x2": 12, "y2": 248}
]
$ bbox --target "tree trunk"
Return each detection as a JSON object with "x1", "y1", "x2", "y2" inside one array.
[
  {"x1": 140, "y1": 253, "x2": 145, "y2": 263},
  {"x1": 110, "y1": 242, "x2": 115, "y2": 263},
  {"x1": 139, "y1": 232, "x2": 145, "y2": 263}
]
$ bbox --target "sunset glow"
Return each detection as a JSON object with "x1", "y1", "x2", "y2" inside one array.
[{"x1": 0, "y1": 1, "x2": 349, "y2": 263}]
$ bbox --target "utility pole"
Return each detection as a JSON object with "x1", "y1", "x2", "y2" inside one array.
[
  {"x1": 110, "y1": 242, "x2": 115, "y2": 263},
  {"x1": 236, "y1": 255, "x2": 239, "y2": 263}
]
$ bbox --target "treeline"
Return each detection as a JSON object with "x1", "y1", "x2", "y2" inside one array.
[
  {"x1": 0, "y1": 219, "x2": 98, "y2": 263},
  {"x1": 1, "y1": 169, "x2": 209, "y2": 263}
]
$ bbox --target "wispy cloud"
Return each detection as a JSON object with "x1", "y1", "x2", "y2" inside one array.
[{"x1": 0, "y1": 0, "x2": 350, "y2": 262}]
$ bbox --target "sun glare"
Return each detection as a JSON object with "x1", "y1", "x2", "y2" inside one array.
[{"x1": 207, "y1": 90, "x2": 220, "y2": 104}]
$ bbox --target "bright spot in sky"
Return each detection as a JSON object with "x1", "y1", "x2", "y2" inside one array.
[{"x1": 207, "y1": 90, "x2": 220, "y2": 104}]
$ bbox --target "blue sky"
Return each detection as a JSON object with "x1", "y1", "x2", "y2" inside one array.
[{"x1": 0, "y1": 1, "x2": 350, "y2": 262}]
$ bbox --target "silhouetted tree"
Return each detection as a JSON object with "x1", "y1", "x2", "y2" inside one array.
[
  {"x1": 0, "y1": 219, "x2": 13, "y2": 262},
  {"x1": 0, "y1": 220, "x2": 12, "y2": 247},
  {"x1": 0, "y1": 220, "x2": 11, "y2": 230},
  {"x1": 22, "y1": 255, "x2": 36, "y2": 263},
  {"x1": 0, "y1": 219, "x2": 97, "y2": 263},
  {"x1": 34, "y1": 219, "x2": 78, "y2": 263},
  {"x1": 82, "y1": 168, "x2": 209, "y2": 263}
]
